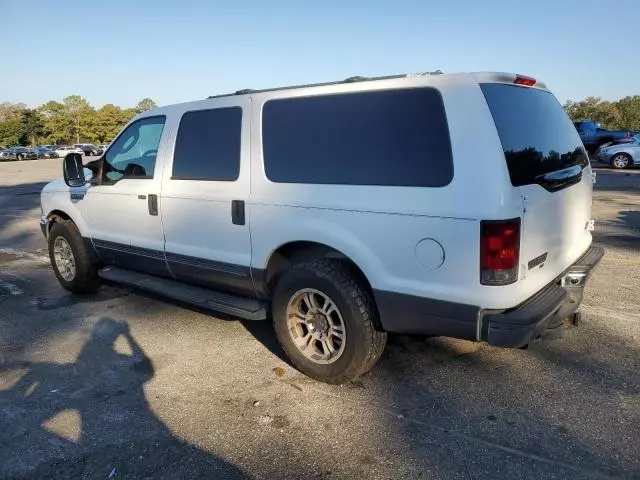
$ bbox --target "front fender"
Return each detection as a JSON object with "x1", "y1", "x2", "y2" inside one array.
[{"x1": 41, "y1": 181, "x2": 89, "y2": 237}]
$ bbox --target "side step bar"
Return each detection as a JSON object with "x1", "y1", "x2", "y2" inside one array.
[{"x1": 99, "y1": 266, "x2": 268, "y2": 321}]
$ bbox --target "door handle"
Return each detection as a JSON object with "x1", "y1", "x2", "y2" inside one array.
[
  {"x1": 138, "y1": 194, "x2": 147, "y2": 200},
  {"x1": 231, "y1": 200, "x2": 245, "y2": 225},
  {"x1": 148, "y1": 194, "x2": 158, "y2": 216}
]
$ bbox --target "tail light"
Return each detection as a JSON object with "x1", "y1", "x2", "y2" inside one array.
[
  {"x1": 514, "y1": 75, "x2": 536, "y2": 86},
  {"x1": 480, "y1": 219, "x2": 520, "y2": 285},
  {"x1": 626, "y1": 132, "x2": 632, "y2": 138}
]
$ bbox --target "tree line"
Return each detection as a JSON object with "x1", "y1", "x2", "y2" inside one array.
[
  {"x1": 0, "y1": 96, "x2": 156, "y2": 147},
  {"x1": 1, "y1": 93, "x2": 639, "y2": 148},
  {"x1": 562, "y1": 95, "x2": 640, "y2": 131}
]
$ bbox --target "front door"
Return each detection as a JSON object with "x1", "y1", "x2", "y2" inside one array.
[
  {"x1": 160, "y1": 98, "x2": 254, "y2": 296},
  {"x1": 84, "y1": 115, "x2": 170, "y2": 277}
]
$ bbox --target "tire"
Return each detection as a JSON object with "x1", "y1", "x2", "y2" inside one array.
[
  {"x1": 611, "y1": 153, "x2": 631, "y2": 169},
  {"x1": 48, "y1": 220, "x2": 100, "y2": 293},
  {"x1": 272, "y1": 259, "x2": 387, "y2": 384},
  {"x1": 16, "y1": 154, "x2": 24, "y2": 161}
]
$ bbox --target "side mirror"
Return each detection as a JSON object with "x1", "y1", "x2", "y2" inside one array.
[{"x1": 63, "y1": 153, "x2": 87, "y2": 187}]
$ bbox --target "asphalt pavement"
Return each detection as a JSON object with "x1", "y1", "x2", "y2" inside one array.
[{"x1": 0, "y1": 158, "x2": 639, "y2": 479}]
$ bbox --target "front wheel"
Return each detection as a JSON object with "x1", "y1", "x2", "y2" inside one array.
[
  {"x1": 611, "y1": 153, "x2": 631, "y2": 169},
  {"x1": 16, "y1": 153, "x2": 24, "y2": 161},
  {"x1": 48, "y1": 220, "x2": 100, "y2": 293},
  {"x1": 272, "y1": 259, "x2": 387, "y2": 384}
]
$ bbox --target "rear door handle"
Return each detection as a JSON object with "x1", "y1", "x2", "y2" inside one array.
[
  {"x1": 231, "y1": 200, "x2": 245, "y2": 225},
  {"x1": 148, "y1": 194, "x2": 158, "y2": 216}
]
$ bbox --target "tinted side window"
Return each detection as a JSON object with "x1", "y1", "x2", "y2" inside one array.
[
  {"x1": 172, "y1": 107, "x2": 242, "y2": 181},
  {"x1": 103, "y1": 116, "x2": 166, "y2": 182},
  {"x1": 262, "y1": 88, "x2": 453, "y2": 187}
]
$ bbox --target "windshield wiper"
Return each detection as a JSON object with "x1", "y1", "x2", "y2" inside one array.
[{"x1": 535, "y1": 164, "x2": 584, "y2": 192}]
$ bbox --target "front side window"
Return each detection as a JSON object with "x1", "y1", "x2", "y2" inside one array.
[
  {"x1": 262, "y1": 88, "x2": 453, "y2": 187},
  {"x1": 172, "y1": 107, "x2": 242, "y2": 181},
  {"x1": 103, "y1": 116, "x2": 166, "y2": 182}
]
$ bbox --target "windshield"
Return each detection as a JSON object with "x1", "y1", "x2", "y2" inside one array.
[{"x1": 481, "y1": 84, "x2": 588, "y2": 188}]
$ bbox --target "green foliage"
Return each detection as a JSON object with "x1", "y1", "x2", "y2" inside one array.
[
  {"x1": 616, "y1": 96, "x2": 640, "y2": 131},
  {"x1": 19, "y1": 110, "x2": 44, "y2": 145},
  {"x1": 0, "y1": 97, "x2": 156, "y2": 146},
  {"x1": 0, "y1": 102, "x2": 26, "y2": 123},
  {"x1": 91, "y1": 104, "x2": 131, "y2": 143},
  {"x1": 135, "y1": 98, "x2": 157, "y2": 113},
  {"x1": 0, "y1": 118, "x2": 21, "y2": 146},
  {"x1": 562, "y1": 96, "x2": 640, "y2": 131}
]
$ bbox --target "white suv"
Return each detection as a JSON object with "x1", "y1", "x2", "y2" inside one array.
[{"x1": 40, "y1": 72, "x2": 603, "y2": 384}]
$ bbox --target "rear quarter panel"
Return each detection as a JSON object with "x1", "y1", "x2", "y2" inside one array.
[{"x1": 249, "y1": 75, "x2": 523, "y2": 309}]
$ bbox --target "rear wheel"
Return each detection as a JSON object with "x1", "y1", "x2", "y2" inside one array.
[
  {"x1": 272, "y1": 259, "x2": 387, "y2": 384},
  {"x1": 48, "y1": 220, "x2": 100, "y2": 293},
  {"x1": 611, "y1": 153, "x2": 631, "y2": 169}
]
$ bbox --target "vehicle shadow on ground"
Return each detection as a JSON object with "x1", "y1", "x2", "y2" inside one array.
[
  {"x1": 370, "y1": 329, "x2": 640, "y2": 478},
  {"x1": 594, "y1": 209, "x2": 640, "y2": 250},
  {"x1": 0, "y1": 317, "x2": 248, "y2": 479},
  {"x1": 0, "y1": 182, "x2": 48, "y2": 211}
]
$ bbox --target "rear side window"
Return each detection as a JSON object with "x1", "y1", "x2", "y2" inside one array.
[
  {"x1": 262, "y1": 88, "x2": 453, "y2": 187},
  {"x1": 172, "y1": 107, "x2": 242, "y2": 181},
  {"x1": 481, "y1": 84, "x2": 588, "y2": 188}
]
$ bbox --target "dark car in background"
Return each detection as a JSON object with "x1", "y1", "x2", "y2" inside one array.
[
  {"x1": 34, "y1": 146, "x2": 58, "y2": 159},
  {"x1": 74, "y1": 143, "x2": 104, "y2": 156},
  {"x1": 574, "y1": 120, "x2": 633, "y2": 153},
  {"x1": 0, "y1": 147, "x2": 17, "y2": 161},
  {"x1": 11, "y1": 146, "x2": 38, "y2": 161}
]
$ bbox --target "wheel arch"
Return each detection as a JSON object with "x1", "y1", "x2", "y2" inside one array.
[
  {"x1": 256, "y1": 240, "x2": 376, "y2": 302},
  {"x1": 45, "y1": 208, "x2": 87, "y2": 237}
]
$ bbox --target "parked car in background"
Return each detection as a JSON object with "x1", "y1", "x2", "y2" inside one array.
[
  {"x1": 34, "y1": 147, "x2": 59, "y2": 159},
  {"x1": 99, "y1": 144, "x2": 110, "y2": 151},
  {"x1": 596, "y1": 142, "x2": 640, "y2": 169},
  {"x1": 0, "y1": 147, "x2": 17, "y2": 161},
  {"x1": 74, "y1": 143, "x2": 104, "y2": 156},
  {"x1": 574, "y1": 120, "x2": 633, "y2": 153},
  {"x1": 52, "y1": 145, "x2": 83, "y2": 157},
  {"x1": 11, "y1": 146, "x2": 38, "y2": 161},
  {"x1": 596, "y1": 133, "x2": 640, "y2": 154}
]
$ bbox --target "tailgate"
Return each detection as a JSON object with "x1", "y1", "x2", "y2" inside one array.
[
  {"x1": 518, "y1": 171, "x2": 592, "y2": 287},
  {"x1": 480, "y1": 82, "x2": 593, "y2": 289}
]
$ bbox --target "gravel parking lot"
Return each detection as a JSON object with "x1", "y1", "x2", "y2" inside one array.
[{"x1": 1, "y1": 158, "x2": 639, "y2": 479}]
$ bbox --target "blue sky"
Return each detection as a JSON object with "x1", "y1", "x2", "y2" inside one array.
[{"x1": 1, "y1": 0, "x2": 637, "y2": 108}]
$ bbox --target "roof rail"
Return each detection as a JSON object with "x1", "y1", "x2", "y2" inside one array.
[{"x1": 205, "y1": 71, "x2": 439, "y2": 100}]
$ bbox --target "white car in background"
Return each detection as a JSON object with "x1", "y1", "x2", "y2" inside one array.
[
  {"x1": 52, "y1": 145, "x2": 84, "y2": 157},
  {"x1": 597, "y1": 141, "x2": 640, "y2": 169}
]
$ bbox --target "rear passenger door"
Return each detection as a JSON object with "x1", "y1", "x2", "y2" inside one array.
[{"x1": 160, "y1": 98, "x2": 254, "y2": 296}]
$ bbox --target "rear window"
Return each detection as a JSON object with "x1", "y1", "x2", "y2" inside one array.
[
  {"x1": 481, "y1": 84, "x2": 588, "y2": 188},
  {"x1": 262, "y1": 88, "x2": 453, "y2": 187}
]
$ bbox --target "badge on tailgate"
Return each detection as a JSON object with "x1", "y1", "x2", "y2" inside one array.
[{"x1": 528, "y1": 252, "x2": 548, "y2": 270}]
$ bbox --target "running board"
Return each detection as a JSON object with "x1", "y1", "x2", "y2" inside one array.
[{"x1": 99, "y1": 266, "x2": 267, "y2": 320}]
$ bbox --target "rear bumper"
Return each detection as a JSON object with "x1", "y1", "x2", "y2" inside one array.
[
  {"x1": 481, "y1": 245, "x2": 604, "y2": 348},
  {"x1": 375, "y1": 245, "x2": 604, "y2": 348}
]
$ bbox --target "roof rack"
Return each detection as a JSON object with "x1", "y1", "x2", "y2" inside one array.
[{"x1": 206, "y1": 72, "x2": 440, "y2": 100}]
